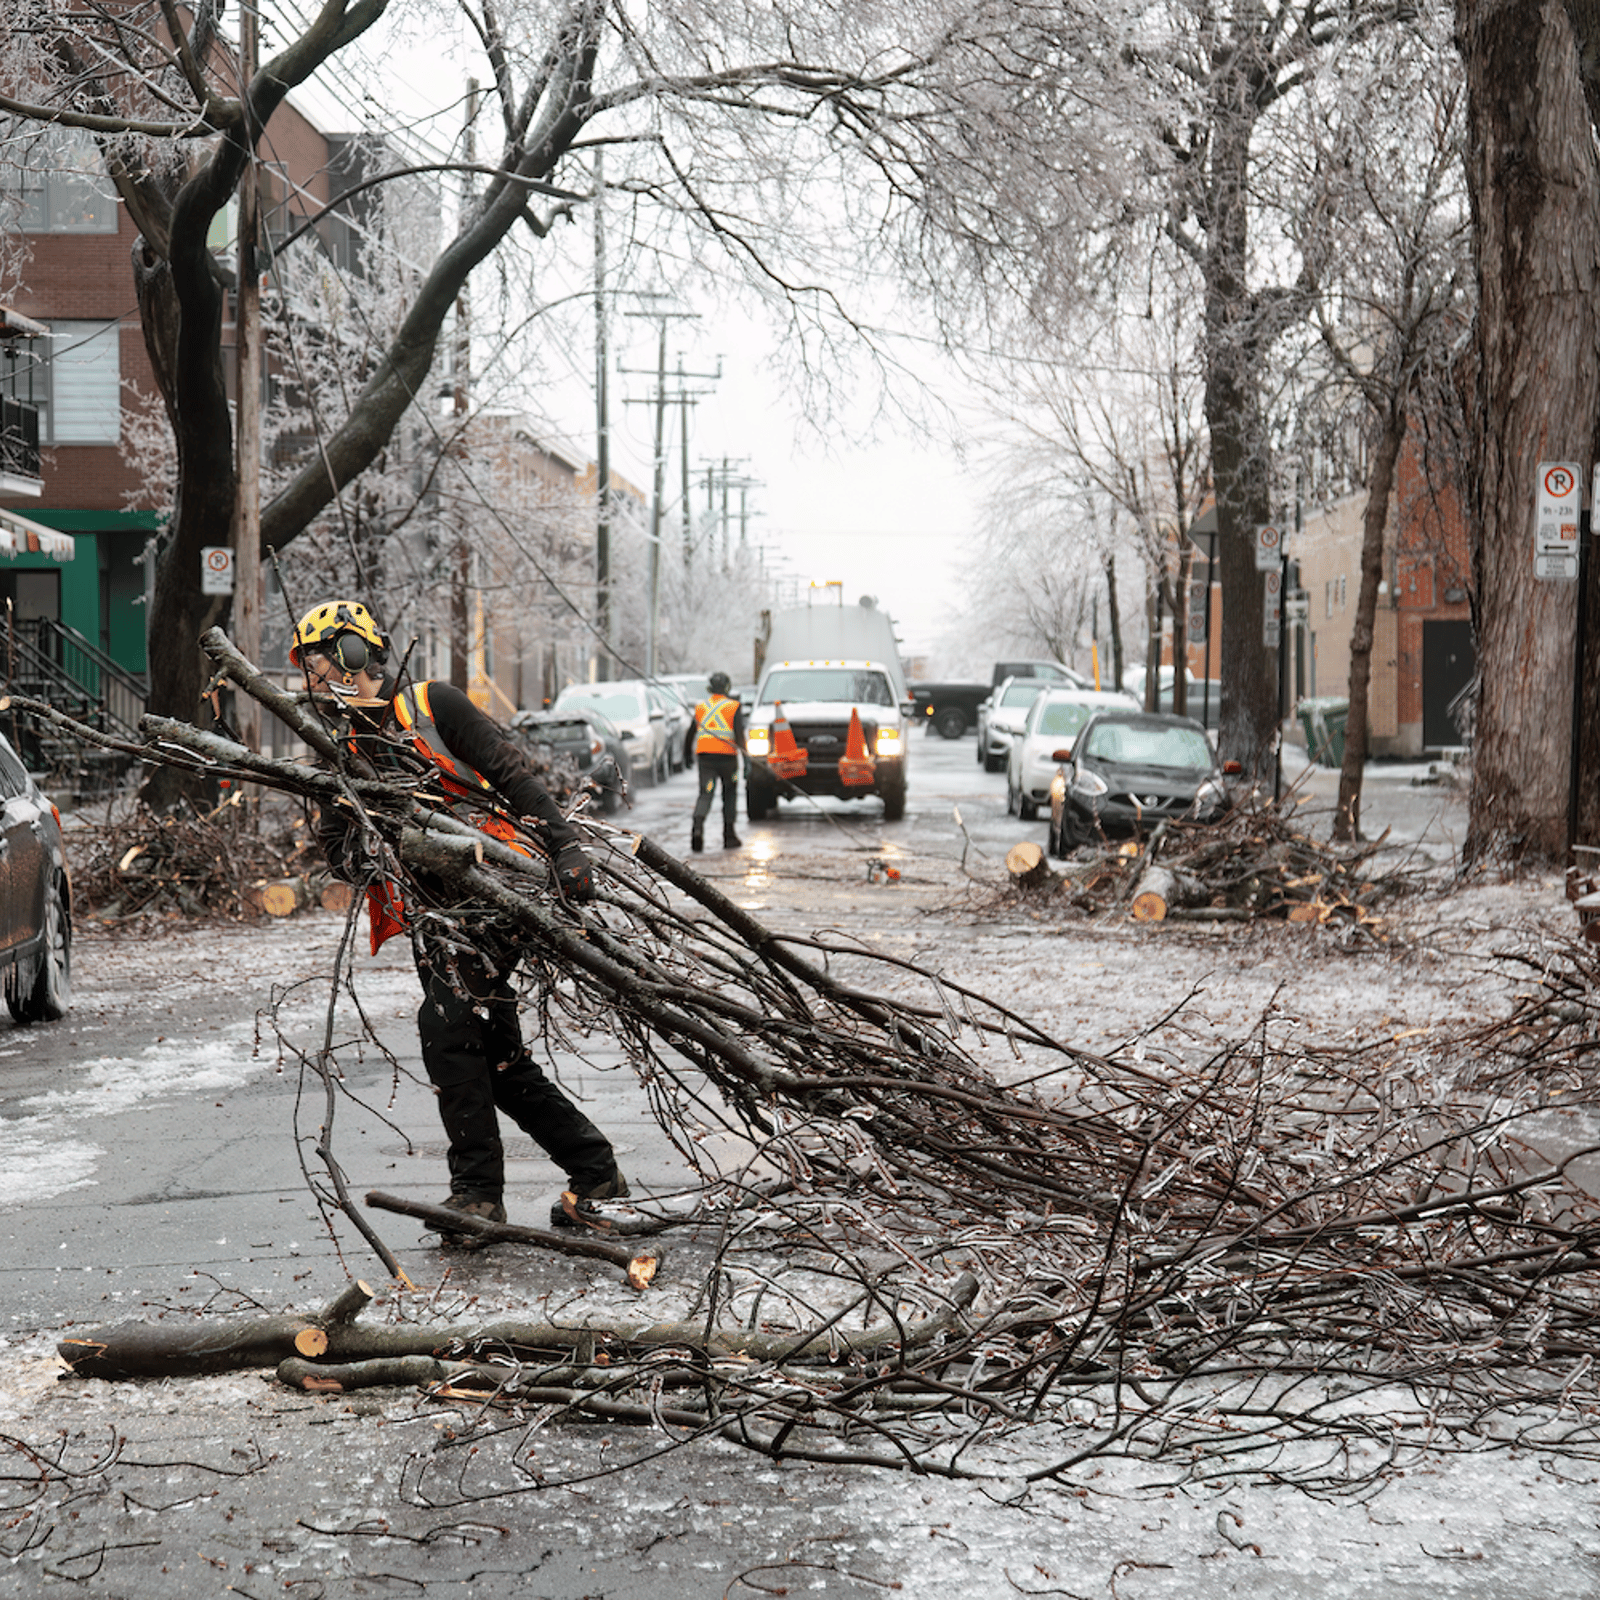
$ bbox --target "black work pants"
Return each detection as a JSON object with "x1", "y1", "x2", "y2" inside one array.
[
  {"x1": 415, "y1": 938, "x2": 618, "y2": 1202},
  {"x1": 692, "y1": 752, "x2": 741, "y2": 831}
]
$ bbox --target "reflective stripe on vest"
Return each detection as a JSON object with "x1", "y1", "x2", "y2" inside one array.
[
  {"x1": 695, "y1": 694, "x2": 739, "y2": 755},
  {"x1": 393, "y1": 681, "x2": 526, "y2": 852}
]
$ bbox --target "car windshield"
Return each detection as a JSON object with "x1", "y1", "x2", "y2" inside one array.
[
  {"x1": 1001, "y1": 681, "x2": 1047, "y2": 708},
  {"x1": 1083, "y1": 721, "x2": 1213, "y2": 770},
  {"x1": 762, "y1": 669, "x2": 895, "y2": 706},
  {"x1": 558, "y1": 688, "x2": 643, "y2": 721},
  {"x1": 1035, "y1": 701, "x2": 1095, "y2": 738}
]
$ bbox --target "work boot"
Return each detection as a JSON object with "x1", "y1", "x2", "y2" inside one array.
[
  {"x1": 431, "y1": 1192, "x2": 507, "y2": 1247},
  {"x1": 723, "y1": 829, "x2": 742, "y2": 848},
  {"x1": 690, "y1": 824, "x2": 704, "y2": 853},
  {"x1": 550, "y1": 1169, "x2": 630, "y2": 1230}
]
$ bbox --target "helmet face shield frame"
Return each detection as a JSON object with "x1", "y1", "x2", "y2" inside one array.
[{"x1": 290, "y1": 600, "x2": 388, "y2": 674}]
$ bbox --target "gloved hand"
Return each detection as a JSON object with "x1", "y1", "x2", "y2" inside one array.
[{"x1": 555, "y1": 841, "x2": 596, "y2": 902}]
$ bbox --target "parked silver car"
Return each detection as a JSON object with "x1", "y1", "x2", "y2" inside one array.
[
  {"x1": 551, "y1": 680, "x2": 672, "y2": 784},
  {"x1": 0, "y1": 731, "x2": 70, "y2": 1025},
  {"x1": 976, "y1": 675, "x2": 1052, "y2": 772}
]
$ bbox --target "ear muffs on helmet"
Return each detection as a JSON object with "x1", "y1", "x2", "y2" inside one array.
[{"x1": 331, "y1": 631, "x2": 370, "y2": 673}]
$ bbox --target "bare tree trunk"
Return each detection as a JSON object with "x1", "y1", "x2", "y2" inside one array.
[
  {"x1": 1205, "y1": 112, "x2": 1280, "y2": 786},
  {"x1": 1458, "y1": 0, "x2": 1600, "y2": 862},
  {"x1": 1335, "y1": 405, "x2": 1405, "y2": 841},
  {"x1": 1172, "y1": 540, "x2": 1193, "y2": 718},
  {"x1": 1105, "y1": 553, "x2": 1125, "y2": 687}
]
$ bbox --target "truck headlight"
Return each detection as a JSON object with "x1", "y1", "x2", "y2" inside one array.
[
  {"x1": 747, "y1": 727, "x2": 771, "y2": 757},
  {"x1": 874, "y1": 727, "x2": 902, "y2": 756}
]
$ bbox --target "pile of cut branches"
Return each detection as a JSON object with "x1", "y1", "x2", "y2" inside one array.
[
  {"x1": 1047, "y1": 803, "x2": 1423, "y2": 939},
  {"x1": 68, "y1": 793, "x2": 325, "y2": 922},
  {"x1": 20, "y1": 639, "x2": 1600, "y2": 1503}
]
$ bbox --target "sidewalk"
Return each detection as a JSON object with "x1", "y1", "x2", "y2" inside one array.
[{"x1": 1278, "y1": 744, "x2": 1468, "y2": 861}]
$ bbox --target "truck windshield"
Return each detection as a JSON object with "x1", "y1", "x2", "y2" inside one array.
[{"x1": 763, "y1": 668, "x2": 895, "y2": 706}]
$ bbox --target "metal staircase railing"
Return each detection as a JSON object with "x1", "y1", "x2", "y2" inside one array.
[{"x1": 2, "y1": 615, "x2": 148, "y2": 794}]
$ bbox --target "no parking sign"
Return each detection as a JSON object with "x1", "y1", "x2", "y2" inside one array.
[
  {"x1": 201, "y1": 546, "x2": 235, "y2": 595},
  {"x1": 1534, "y1": 462, "x2": 1582, "y2": 581}
]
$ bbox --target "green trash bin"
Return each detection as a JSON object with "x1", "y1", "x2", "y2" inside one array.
[{"x1": 1297, "y1": 697, "x2": 1349, "y2": 769}]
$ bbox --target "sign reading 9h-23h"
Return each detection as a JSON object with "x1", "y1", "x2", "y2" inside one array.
[{"x1": 1535, "y1": 462, "x2": 1582, "y2": 581}]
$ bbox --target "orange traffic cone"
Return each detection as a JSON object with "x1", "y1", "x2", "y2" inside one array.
[
  {"x1": 767, "y1": 702, "x2": 808, "y2": 780},
  {"x1": 839, "y1": 707, "x2": 875, "y2": 787}
]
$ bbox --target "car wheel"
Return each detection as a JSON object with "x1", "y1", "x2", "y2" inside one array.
[
  {"x1": 984, "y1": 750, "x2": 1005, "y2": 774},
  {"x1": 1005, "y1": 777, "x2": 1019, "y2": 816},
  {"x1": 1018, "y1": 793, "x2": 1038, "y2": 821},
  {"x1": 1047, "y1": 813, "x2": 1063, "y2": 856},
  {"x1": 974, "y1": 737, "x2": 985, "y2": 765},
  {"x1": 933, "y1": 707, "x2": 966, "y2": 739},
  {"x1": 9, "y1": 882, "x2": 70, "y2": 1025},
  {"x1": 657, "y1": 747, "x2": 671, "y2": 784}
]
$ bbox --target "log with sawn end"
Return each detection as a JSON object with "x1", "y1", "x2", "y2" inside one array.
[{"x1": 363, "y1": 1190, "x2": 667, "y2": 1290}]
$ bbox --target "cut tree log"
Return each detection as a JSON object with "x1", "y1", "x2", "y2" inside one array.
[
  {"x1": 1005, "y1": 840, "x2": 1058, "y2": 891},
  {"x1": 364, "y1": 1190, "x2": 666, "y2": 1290},
  {"x1": 59, "y1": 1273, "x2": 981, "y2": 1383},
  {"x1": 1129, "y1": 865, "x2": 1206, "y2": 922},
  {"x1": 316, "y1": 876, "x2": 356, "y2": 914},
  {"x1": 59, "y1": 1280, "x2": 378, "y2": 1379},
  {"x1": 244, "y1": 875, "x2": 308, "y2": 917}
]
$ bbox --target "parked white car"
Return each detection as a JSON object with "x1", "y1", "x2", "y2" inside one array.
[
  {"x1": 1006, "y1": 687, "x2": 1139, "y2": 819},
  {"x1": 551, "y1": 679, "x2": 672, "y2": 784},
  {"x1": 977, "y1": 675, "x2": 1052, "y2": 773}
]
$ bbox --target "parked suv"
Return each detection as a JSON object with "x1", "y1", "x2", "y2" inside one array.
[{"x1": 0, "y1": 732, "x2": 71, "y2": 1025}]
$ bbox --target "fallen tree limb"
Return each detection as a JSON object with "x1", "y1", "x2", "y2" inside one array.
[{"x1": 363, "y1": 1190, "x2": 667, "y2": 1289}]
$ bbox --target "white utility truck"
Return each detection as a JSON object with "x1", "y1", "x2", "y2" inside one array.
[{"x1": 744, "y1": 595, "x2": 912, "y2": 822}]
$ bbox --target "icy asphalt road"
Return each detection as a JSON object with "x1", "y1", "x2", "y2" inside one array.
[{"x1": 6, "y1": 734, "x2": 1590, "y2": 1600}]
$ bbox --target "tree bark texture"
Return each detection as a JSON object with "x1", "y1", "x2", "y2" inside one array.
[
  {"x1": 1203, "y1": 108, "x2": 1280, "y2": 785},
  {"x1": 1458, "y1": 0, "x2": 1600, "y2": 861}
]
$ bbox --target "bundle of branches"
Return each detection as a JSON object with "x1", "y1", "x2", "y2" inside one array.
[
  {"x1": 1446, "y1": 932, "x2": 1600, "y2": 1097},
  {"x1": 67, "y1": 791, "x2": 323, "y2": 922},
  {"x1": 1051, "y1": 804, "x2": 1423, "y2": 939},
  {"x1": 22, "y1": 640, "x2": 1600, "y2": 1498}
]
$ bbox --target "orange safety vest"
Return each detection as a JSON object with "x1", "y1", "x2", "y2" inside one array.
[
  {"x1": 363, "y1": 682, "x2": 532, "y2": 954},
  {"x1": 694, "y1": 693, "x2": 740, "y2": 756}
]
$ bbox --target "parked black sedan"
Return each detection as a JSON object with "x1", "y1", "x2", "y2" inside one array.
[
  {"x1": 1048, "y1": 710, "x2": 1231, "y2": 855},
  {"x1": 0, "y1": 731, "x2": 71, "y2": 1024}
]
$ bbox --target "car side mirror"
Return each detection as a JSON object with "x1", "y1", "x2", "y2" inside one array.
[
  {"x1": 900, "y1": 700, "x2": 917, "y2": 718},
  {"x1": 1050, "y1": 748, "x2": 1073, "y2": 762}
]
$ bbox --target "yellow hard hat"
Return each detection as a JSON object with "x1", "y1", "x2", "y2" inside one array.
[{"x1": 290, "y1": 600, "x2": 387, "y2": 671}]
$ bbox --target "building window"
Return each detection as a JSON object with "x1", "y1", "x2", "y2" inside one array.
[
  {"x1": 14, "y1": 125, "x2": 118, "y2": 234},
  {"x1": 40, "y1": 322, "x2": 120, "y2": 445}
]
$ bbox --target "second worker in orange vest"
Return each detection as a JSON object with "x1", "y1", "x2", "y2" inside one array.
[{"x1": 691, "y1": 671, "x2": 745, "y2": 852}]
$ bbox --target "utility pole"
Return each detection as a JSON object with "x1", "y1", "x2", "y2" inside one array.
[
  {"x1": 592, "y1": 152, "x2": 611, "y2": 682},
  {"x1": 620, "y1": 308, "x2": 698, "y2": 674},
  {"x1": 674, "y1": 354, "x2": 719, "y2": 565},
  {"x1": 449, "y1": 81, "x2": 477, "y2": 693},
  {"x1": 231, "y1": 0, "x2": 261, "y2": 757}
]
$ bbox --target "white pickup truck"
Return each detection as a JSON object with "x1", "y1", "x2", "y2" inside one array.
[{"x1": 744, "y1": 599, "x2": 912, "y2": 822}]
